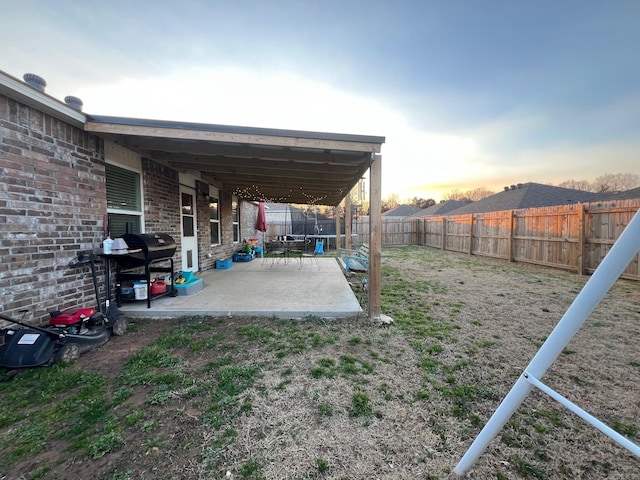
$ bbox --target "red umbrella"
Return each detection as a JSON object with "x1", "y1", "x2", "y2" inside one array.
[
  {"x1": 255, "y1": 202, "x2": 268, "y2": 253},
  {"x1": 255, "y1": 202, "x2": 268, "y2": 232}
]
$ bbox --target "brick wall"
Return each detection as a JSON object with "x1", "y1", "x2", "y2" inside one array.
[
  {"x1": 1, "y1": 92, "x2": 267, "y2": 326},
  {"x1": 142, "y1": 158, "x2": 180, "y2": 237},
  {"x1": 193, "y1": 185, "x2": 260, "y2": 268},
  {"x1": 140, "y1": 165, "x2": 259, "y2": 272},
  {"x1": 0, "y1": 94, "x2": 105, "y2": 325}
]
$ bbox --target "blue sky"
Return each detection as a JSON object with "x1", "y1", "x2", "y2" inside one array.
[{"x1": 2, "y1": 1, "x2": 639, "y2": 201}]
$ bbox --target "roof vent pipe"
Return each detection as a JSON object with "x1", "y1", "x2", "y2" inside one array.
[
  {"x1": 510, "y1": 185, "x2": 516, "y2": 190},
  {"x1": 23, "y1": 73, "x2": 47, "y2": 93},
  {"x1": 64, "y1": 96, "x2": 83, "y2": 111},
  {"x1": 504, "y1": 186, "x2": 509, "y2": 191}
]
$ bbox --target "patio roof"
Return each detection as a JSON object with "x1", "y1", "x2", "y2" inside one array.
[{"x1": 86, "y1": 115, "x2": 385, "y2": 206}]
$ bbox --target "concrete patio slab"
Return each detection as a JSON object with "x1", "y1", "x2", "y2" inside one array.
[{"x1": 117, "y1": 256, "x2": 362, "y2": 319}]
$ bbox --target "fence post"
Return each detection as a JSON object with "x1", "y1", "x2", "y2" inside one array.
[
  {"x1": 508, "y1": 210, "x2": 515, "y2": 262},
  {"x1": 441, "y1": 217, "x2": 446, "y2": 250},
  {"x1": 454, "y1": 208, "x2": 640, "y2": 476},
  {"x1": 468, "y1": 214, "x2": 474, "y2": 255},
  {"x1": 578, "y1": 204, "x2": 586, "y2": 275}
]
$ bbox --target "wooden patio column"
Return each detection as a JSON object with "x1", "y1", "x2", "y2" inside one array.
[
  {"x1": 344, "y1": 193, "x2": 352, "y2": 250},
  {"x1": 335, "y1": 204, "x2": 341, "y2": 252},
  {"x1": 369, "y1": 154, "x2": 382, "y2": 319}
]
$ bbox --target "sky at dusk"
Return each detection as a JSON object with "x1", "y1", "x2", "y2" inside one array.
[{"x1": 2, "y1": 0, "x2": 639, "y2": 202}]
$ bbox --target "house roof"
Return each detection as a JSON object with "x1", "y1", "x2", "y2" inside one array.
[
  {"x1": 444, "y1": 182, "x2": 602, "y2": 215},
  {"x1": 85, "y1": 115, "x2": 384, "y2": 206},
  {"x1": 599, "y1": 186, "x2": 640, "y2": 200},
  {"x1": 0, "y1": 70, "x2": 85, "y2": 127},
  {"x1": 381, "y1": 205, "x2": 422, "y2": 217},
  {"x1": 408, "y1": 200, "x2": 470, "y2": 217},
  {"x1": 1, "y1": 69, "x2": 384, "y2": 207}
]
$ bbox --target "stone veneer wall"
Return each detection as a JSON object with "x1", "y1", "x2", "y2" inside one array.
[
  {"x1": 240, "y1": 201, "x2": 260, "y2": 245},
  {"x1": 0, "y1": 94, "x2": 105, "y2": 324}
]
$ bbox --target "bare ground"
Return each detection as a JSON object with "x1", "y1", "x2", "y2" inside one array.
[{"x1": 3, "y1": 246, "x2": 639, "y2": 479}]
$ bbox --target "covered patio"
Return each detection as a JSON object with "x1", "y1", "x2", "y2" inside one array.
[
  {"x1": 117, "y1": 257, "x2": 362, "y2": 319},
  {"x1": 86, "y1": 116, "x2": 385, "y2": 319}
]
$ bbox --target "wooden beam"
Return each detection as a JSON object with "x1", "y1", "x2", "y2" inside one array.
[
  {"x1": 468, "y1": 213, "x2": 474, "y2": 255},
  {"x1": 165, "y1": 159, "x2": 362, "y2": 179},
  {"x1": 508, "y1": 210, "x2": 515, "y2": 262},
  {"x1": 150, "y1": 145, "x2": 370, "y2": 165},
  {"x1": 442, "y1": 217, "x2": 446, "y2": 249},
  {"x1": 578, "y1": 204, "x2": 586, "y2": 275},
  {"x1": 344, "y1": 193, "x2": 352, "y2": 250},
  {"x1": 369, "y1": 154, "x2": 382, "y2": 320},
  {"x1": 335, "y1": 205, "x2": 341, "y2": 252},
  {"x1": 86, "y1": 121, "x2": 382, "y2": 153}
]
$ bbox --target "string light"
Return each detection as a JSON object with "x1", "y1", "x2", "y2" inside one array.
[{"x1": 232, "y1": 184, "x2": 333, "y2": 205}]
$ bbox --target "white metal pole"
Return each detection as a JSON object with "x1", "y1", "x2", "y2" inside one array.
[
  {"x1": 524, "y1": 372, "x2": 640, "y2": 457},
  {"x1": 455, "y1": 209, "x2": 640, "y2": 476}
]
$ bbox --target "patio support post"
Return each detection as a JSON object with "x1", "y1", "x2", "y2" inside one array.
[
  {"x1": 345, "y1": 193, "x2": 352, "y2": 250},
  {"x1": 335, "y1": 204, "x2": 341, "y2": 253},
  {"x1": 369, "y1": 154, "x2": 382, "y2": 319}
]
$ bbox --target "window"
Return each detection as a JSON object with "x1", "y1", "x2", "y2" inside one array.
[
  {"x1": 181, "y1": 192, "x2": 195, "y2": 237},
  {"x1": 232, "y1": 199, "x2": 240, "y2": 243},
  {"x1": 106, "y1": 163, "x2": 142, "y2": 237},
  {"x1": 209, "y1": 196, "x2": 220, "y2": 245}
]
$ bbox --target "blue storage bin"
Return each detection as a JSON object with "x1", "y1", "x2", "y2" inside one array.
[{"x1": 216, "y1": 259, "x2": 232, "y2": 269}]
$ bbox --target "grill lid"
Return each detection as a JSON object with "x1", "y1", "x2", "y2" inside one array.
[{"x1": 120, "y1": 233, "x2": 177, "y2": 260}]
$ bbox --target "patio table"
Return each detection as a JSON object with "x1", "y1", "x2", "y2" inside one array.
[{"x1": 268, "y1": 239, "x2": 306, "y2": 266}]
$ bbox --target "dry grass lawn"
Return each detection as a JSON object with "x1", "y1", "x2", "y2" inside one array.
[{"x1": 1, "y1": 246, "x2": 638, "y2": 479}]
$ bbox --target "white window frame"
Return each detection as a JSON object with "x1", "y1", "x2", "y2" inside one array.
[
  {"x1": 232, "y1": 197, "x2": 240, "y2": 243},
  {"x1": 209, "y1": 194, "x2": 220, "y2": 246}
]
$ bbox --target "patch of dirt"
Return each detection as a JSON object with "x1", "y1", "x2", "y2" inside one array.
[
  {"x1": 78, "y1": 317, "x2": 181, "y2": 376},
  {"x1": 3, "y1": 247, "x2": 639, "y2": 479}
]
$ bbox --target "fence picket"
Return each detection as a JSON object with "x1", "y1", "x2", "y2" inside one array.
[{"x1": 266, "y1": 199, "x2": 639, "y2": 280}]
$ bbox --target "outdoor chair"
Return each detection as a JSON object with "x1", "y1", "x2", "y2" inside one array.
[
  {"x1": 265, "y1": 240, "x2": 286, "y2": 266},
  {"x1": 338, "y1": 243, "x2": 369, "y2": 273},
  {"x1": 289, "y1": 237, "x2": 309, "y2": 258},
  {"x1": 301, "y1": 239, "x2": 321, "y2": 270}
]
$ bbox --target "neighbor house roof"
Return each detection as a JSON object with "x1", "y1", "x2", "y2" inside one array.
[
  {"x1": 408, "y1": 200, "x2": 470, "y2": 217},
  {"x1": 444, "y1": 182, "x2": 602, "y2": 215},
  {"x1": 599, "y1": 187, "x2": 640, "y2": 201},
  {"x1": 382, "y1": 205, "x2": 422, "y2": 217},
  {"x1": 85, "y1": 115, "x2": 384, "y2": 206}
]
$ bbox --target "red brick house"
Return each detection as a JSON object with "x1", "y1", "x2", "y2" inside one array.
[{"x1": 0, "y1": 70, "x2": 385, "y2": 324}]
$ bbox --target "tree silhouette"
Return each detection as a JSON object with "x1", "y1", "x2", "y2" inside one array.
[{"x1": 559, "y1": 173, "x2": 639, "y2": 193}]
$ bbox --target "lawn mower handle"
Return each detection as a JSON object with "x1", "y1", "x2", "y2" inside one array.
[{"x1": 0, "y1": 313, "x2": 65, "y2": 339}]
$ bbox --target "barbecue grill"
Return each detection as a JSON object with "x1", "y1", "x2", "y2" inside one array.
[{"x1": 109, "y1": 233, "x2": 177, "y2": 308}]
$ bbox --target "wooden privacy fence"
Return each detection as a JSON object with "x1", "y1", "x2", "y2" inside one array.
[{"x1": 371, "y1": 198, "x2": 640, "y2": 281}]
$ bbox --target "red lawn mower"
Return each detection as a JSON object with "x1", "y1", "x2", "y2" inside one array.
[{"x1": 0, "y1": 252, "x2": 127, "y2": 370}]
